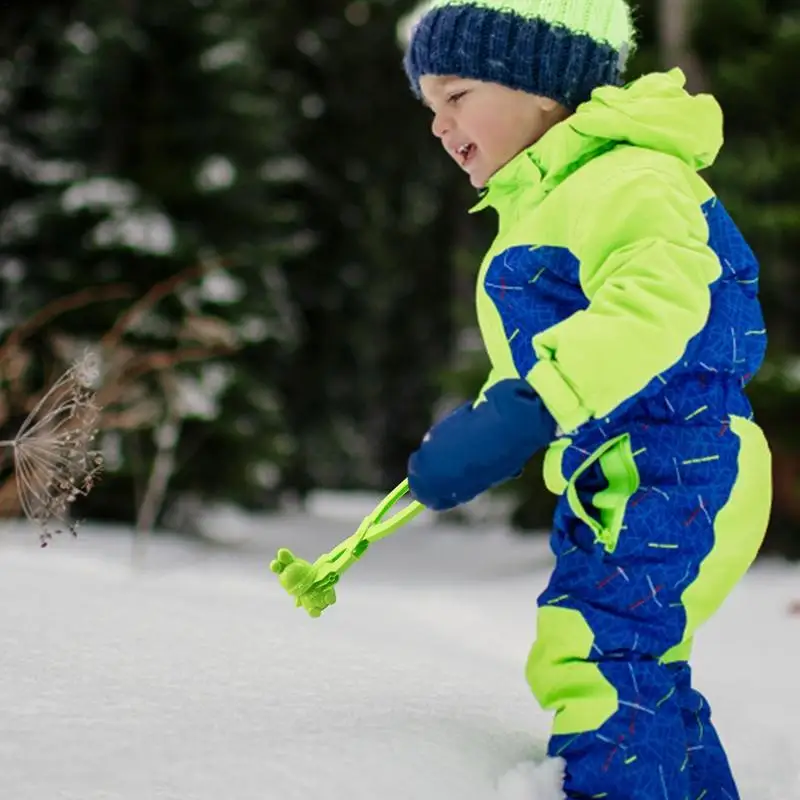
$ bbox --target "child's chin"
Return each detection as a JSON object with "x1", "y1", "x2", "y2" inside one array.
[
  {"x1": 469, "y1": 171, "x2": 488, "y2": 189},
  {"x1": 468, "y1": 162, "x2": 496, "y2": 189}
]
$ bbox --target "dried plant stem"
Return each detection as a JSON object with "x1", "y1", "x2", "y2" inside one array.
[{"x1": 1, "y1": 354, "x2": 104, "y2": 545}]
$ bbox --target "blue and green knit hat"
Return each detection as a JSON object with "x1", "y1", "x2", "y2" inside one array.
[{"x1": 403, "y1": 0, "x2": 636, "y2": 111}]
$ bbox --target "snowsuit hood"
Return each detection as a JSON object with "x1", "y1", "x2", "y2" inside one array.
[{"x1": 474, "y1": 68, "x2": 723, "y2": 209}]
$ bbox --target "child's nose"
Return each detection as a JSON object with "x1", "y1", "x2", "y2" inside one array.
[{"x1": 430, "y1": 112, "x2": 450, "y2": 139}]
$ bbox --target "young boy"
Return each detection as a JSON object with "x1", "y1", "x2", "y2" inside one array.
[{"x1": 402, "y1": 1, "x2": 773, "y2": 798}]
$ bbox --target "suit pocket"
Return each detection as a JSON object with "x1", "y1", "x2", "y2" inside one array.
[{"x1": 565, "y1": 432, "x2": 640, "y2": 554}]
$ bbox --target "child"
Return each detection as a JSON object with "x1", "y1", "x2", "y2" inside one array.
[{"x1": 402, "y1": 1, "x2": 773, "y2": 798}]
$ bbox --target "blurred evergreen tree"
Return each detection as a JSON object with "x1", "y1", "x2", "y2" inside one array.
[
  {"x1": 4, "y1": 0, "x2": 794, "y2": 552},
  {"x1": 1, "y1": 0, "x2": 478, "y2": 525},
  {"x1": 0, "y1": 0, "x2": 293, "y2": 525},
  {"x1": 692, "y1": 0, "x2": 800, "y2": 555},
  {"x1": 263, "y1": 0, "x2": 471, "y2": 497}
]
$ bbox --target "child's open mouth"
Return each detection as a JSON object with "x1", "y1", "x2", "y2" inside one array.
[{"x1": 455, "y1": 143, "x2": 476, "y2": 168}]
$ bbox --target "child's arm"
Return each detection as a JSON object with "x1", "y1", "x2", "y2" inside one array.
[{"x1": 527, "y1": 163, "x2": 721, "y2": 434}]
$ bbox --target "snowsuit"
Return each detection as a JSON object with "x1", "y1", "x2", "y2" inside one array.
[{"x1": 471, "y1": 69, "x2": 772, "y2": 799}]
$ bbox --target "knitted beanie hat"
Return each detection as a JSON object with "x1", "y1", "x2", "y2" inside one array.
[{"x1": 403, "y1": 0, "x2": 637, "y2": 111}]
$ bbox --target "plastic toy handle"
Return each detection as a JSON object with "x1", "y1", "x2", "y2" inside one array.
[
  {"x1": 271, "y1": 479, "x2": 426, "y2": 617},
  {"x1": 363, "y1": 479, "x2": 425, "y2": 543},
  {"x1": 324, "y1": 479, "x2": 424, "y2": 572}
]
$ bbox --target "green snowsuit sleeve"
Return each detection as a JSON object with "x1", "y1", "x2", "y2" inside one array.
[{"x1": 526, "y1": 163, "x2": 722, "y2": 434}]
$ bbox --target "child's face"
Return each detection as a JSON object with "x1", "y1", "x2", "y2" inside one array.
[{"x1": 419, "y1": 75, "x2": 567, "y2": 188}]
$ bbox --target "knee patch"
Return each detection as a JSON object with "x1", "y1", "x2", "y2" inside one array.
[{"x1": 526, "y1": 605, "x2": 618, "y2": 735}]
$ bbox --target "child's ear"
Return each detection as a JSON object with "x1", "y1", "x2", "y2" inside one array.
[
  {"x1": 537, "y1": 95, "x2": 571, "y2": 124},
  {"x1": 537, "y1": 96, "x2": 561, "y2": 113}
]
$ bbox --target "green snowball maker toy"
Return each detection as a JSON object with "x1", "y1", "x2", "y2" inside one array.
[{"x1": 270, "y1": 480, "x2": 424, "y2": 617}]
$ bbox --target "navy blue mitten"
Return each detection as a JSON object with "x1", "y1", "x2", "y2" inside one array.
[{"x1": 407, "y1": 378, "x2": 557, "y2": 511}]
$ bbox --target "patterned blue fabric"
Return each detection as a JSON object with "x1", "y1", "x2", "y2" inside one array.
[
  {"x1": 485, "y1": 197, "x2": 761, "y2": 798},
  {"x1": 484, "y1": 245, "x2": 587, "y2": 378},
  {"x1": 485, "y1": 196, "x2": 766, "y2": 472},
  {"x1": 543, "y1": 423, "x2": 741, "y2": 798},
  {"x1": 403, "y1": 4, "x2": 625, "y2": 110},
  {"x1": 666, "y1": 660, "x2": 739, "y2": 799}
]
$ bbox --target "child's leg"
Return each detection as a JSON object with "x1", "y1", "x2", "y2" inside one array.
[
  {"x1": 529, "y1": 593, "x2": 691, "y2": 799},
  {"x1": 664, "y1": 656, "x2": 739, "y2": 800},
  {"x1": 526, "y1": 417, "x2": 770, "y2": 800}
]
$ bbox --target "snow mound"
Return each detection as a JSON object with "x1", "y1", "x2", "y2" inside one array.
[
  {"x1": 496, "y1": 758, "x2": 566, "y2": 799},
  {"x1": 1, "y1": 515, "x2": 799, "y2": 799}
]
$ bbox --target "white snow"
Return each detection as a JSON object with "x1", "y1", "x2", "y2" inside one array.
[
  {"x1": 196, "y1": 156, "x2": 236, "y2": 192},
  {"x1": 0, "y1": 508, "x2": 798, "y2": 800},
  {"x1": 199, "y1": 40, "x2": 248, "y2": 72},
  {"x1": 60, "y1": 178, "x2": 176, "y2": 255},
  {"x1": 91, "y1": 210, "x2": 176, "y2": 256},
  {"x1": 173, "y1": 362, "x2": 235, "y2": 421},
  {"x1": 0, "y1": 133, "x2": 83, "y2": 185},
  {"x1": 199, "y1": 269, "x2": 245, "y2": 304},
  {"x1": 258, "y1": 156, "x2": 309, "y2": 183},
  {"x1": 61, "y1": 178, "x2": 137, "y2": 212},
  {"x1": 64, "y1": 21, "x2": 99, "y2": 55},
  {"x1": 0, "y1": 257, "x2": 24, "y2": 283}
]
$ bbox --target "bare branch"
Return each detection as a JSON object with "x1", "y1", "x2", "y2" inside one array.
[
  {"x1": 101, "y1": 259, "x2": 233, "y2": 349},
  {"x1": 136, "y1": 372, "x2": 182, "y2": 541},
  {"x1": 99, "y1": 402, "x2": 162, "y2": 431},
  {"x1": 0, "y1": 284, "x2": 135, "y2": 359},
  {"x1": 0, "y1": 265, "x2": 243, "y2": 529},
  {"x1": 101, "y1": 345, "x2": 238, "y2": 397}
]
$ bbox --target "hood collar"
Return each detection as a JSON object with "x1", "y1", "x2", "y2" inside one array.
[{"x1": 471, "y1": 69, "x2": 723, "y2": 213}]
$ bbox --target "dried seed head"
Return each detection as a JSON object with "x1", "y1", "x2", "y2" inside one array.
[
  {"x1": 1, "y1": 353, "x2": 104, "y2": 545},
  {"x1": 72, "y1": 350, "x2": 101, "y2": 390}
]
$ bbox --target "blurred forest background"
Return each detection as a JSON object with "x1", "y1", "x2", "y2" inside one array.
[{"x1": 1, "y1": 0, "x2": 799, "y2": 554}]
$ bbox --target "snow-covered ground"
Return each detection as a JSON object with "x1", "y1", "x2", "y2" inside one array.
[{"x1": 1, "y1": 502, "x2": 799, "y2": 800}]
